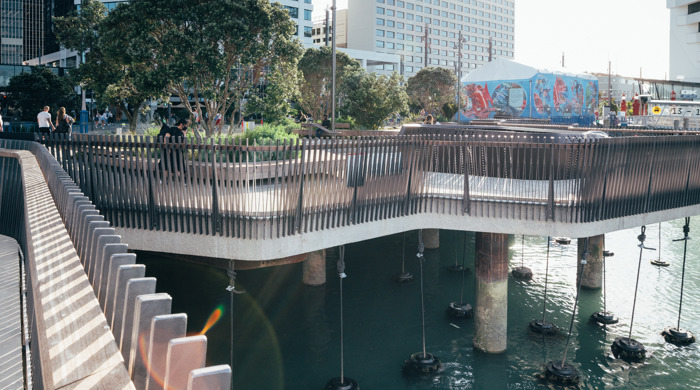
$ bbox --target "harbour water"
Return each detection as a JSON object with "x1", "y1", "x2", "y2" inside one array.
[{"x1": 139, "y1": 218, "x2": 700, "y2": 389}]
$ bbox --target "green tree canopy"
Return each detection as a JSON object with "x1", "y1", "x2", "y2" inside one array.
[
  {"x1": 54, "y1": 0, "x2": 170, "y2": 132},
  {"x1": 342, "y1": 72, "x2": 408, "y2": 129},
  {"x1": 297, "y1": 46, "x2": 363, "y2": 122},
  {"x1": 112, "y1": 0, "x2": 303, "y2": 136},
  {"x1": 7, "y1": 67, "x2": 79, "y2": 122},
  {"x1": 406, "y1": 67, "x2": 457, "y2": 116}
]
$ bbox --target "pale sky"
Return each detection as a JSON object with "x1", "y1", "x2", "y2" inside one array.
[{"x1": 312, "y1": 0, "x2": 670, "y2": 79}]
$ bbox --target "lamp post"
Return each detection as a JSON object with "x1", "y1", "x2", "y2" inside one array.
[{"x1": 331, "y1": 0, "x2": 337, "y2": 131}]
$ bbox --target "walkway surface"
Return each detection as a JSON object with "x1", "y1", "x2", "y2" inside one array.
[{"x1": 0, "y1": 235, "x2": 23, "y2": 390}]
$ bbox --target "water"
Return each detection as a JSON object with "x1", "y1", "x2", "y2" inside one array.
[{"x1": 139, "y1": 218, "x2": 700, "y2": 389}]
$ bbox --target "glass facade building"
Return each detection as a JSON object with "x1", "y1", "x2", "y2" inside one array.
[{"x1": 1, "y1": 0, "x2": 44, "y2": 65}]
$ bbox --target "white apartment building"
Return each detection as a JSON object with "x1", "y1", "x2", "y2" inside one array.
[
  {"x1": 344, "y1": 0, "x2": 515, "y2": 77},
  {"x1": 668, "y1": 0, "x2": 700, "y2": 82}
]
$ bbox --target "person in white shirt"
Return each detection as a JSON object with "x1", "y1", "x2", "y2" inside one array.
[
  {"x1": 37, "y1": 106, "x2": 55, "y2": 134},
  {"x1": 0, "y1": 113, "x2": 3, "y2": 132}
]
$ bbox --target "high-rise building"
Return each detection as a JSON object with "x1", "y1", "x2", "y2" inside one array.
[
  {"x1": 1, "y1": 0, "x2": 45, "y2": 65},
  {"x1": 278, "y1": 0, "x2": 314, "y2": 46},
  {"x1": 338, "y1": 0, "x2": 514, "y2": 77},
  {"x1": 668, "y1": 0, "x2": 700, "y2": 82}
]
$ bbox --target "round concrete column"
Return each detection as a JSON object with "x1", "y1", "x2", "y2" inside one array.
[
  {"x1": 302, "y1": 249, "x2": 326, "y2": 286},
  {"x1": 577, "y1": 235, "x2": 604, "y2": 289},
  {"x1": 473, "y1": 232, "x2": 508, "y2": 354},
  {"x1": 423, "y1": 229, "x2": 440, "y2": 249}
]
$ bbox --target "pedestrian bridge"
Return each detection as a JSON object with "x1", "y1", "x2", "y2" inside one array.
[{"x1": 3, "y1": 128, "x2": 700, "y2": 261}]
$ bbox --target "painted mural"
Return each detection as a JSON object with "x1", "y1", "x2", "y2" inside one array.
[{"x1": 460, "y1": 73, "x2": 598, "y2": 121}]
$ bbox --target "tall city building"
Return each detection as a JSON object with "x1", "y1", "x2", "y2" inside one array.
[
  {"x1": 340, "y1": 0, "x2": 514, "y2": 77},
  {"x1": 279, "y1": 0, "x2": 314, "y2": 46},
  {"x1": 1, "y1": 0, "x2": 45, "y2": 65},
  {"x1": 668, "y1": 0, "x2": 700, "y2": 82}
]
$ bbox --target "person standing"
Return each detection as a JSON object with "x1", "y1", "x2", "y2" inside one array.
[
  {"x1": 0, "y1": 112, "x2": 3, "y2": 132},
  {"x1": 37, "y1": 106, "x2": 55, "y2": 134}
]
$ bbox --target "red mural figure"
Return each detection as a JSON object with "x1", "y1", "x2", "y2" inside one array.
[{"x1": 464, "y1": 82, "x2": 495, "y2": 119}]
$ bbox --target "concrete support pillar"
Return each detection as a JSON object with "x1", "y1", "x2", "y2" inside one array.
[
  {"x1": 302, "y1": 249, "x2": 326, "y2": 286},
  {"x1": 473, "y1": 232, "x2": 509, "y2": 354},
  {"x1": 119, "y1": 277, "x2": 156, "y2": 363},
  {"x1": 577, "y1": 235, "x2": 604, "y2": 289},
  {"x1": 423, "y1": 229, "x2": 440, "y2": 249}
]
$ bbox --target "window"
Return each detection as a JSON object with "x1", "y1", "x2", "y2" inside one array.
[
  {"x1": 377, "y1": 18, "x2": 385, "y2": 25},
  {"x1": 397, "y1": 33, "x2": 404, "y2": 39},
  {"x1": 397, "y1": 11, "x2": 404, "y2": 18},
  {"x1": 387, "y1": 31, "x2": 395, "y2": 38},
  {"x1": 377, "y1": 40, "x2": 385, "y2": 48},
  {"x1": 304, "y1": 26, "x2": 312, "y2": 37},
  {"x1": 397, "y1": 22, "x2": 404, "y2": 29},
  {"x1": 387, "y1": 20, "x2": 395, "y2": 27},
  {"x1": 377, "y1": 6, "x2": 385, "y2": 14},
  {"x1": 407, "y1": 13, "x2": 414, "y2": 20},
  {"x1": 387, "y1": 42, "x2": 395, "y2": 49},
  {"x1": 377, "y1": 29, "x2": 385, "y2": 37},
  {"x1": 405, "y1": 66, "x2": 413, "y2": 72},
  {"x1": 397, "y1": 43, "x2": 404, "y2": 50},
  {"x1": 304, "y1": 9, "x2": 311, "y2": 20},
  {"x1": 690, "y1": 2, "x2": 700, "y2": 14},
  {"x1": 387, "y1": 9, "x2": 394, "y2": 16},
  {"x1": 305, "y1": 0, "x2": 311, "y2": 3},
  {"x1": 284, "y1": 6, "x2": 298, "y2": 18}
]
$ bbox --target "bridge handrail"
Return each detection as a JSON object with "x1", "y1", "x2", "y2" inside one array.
[
  {"x1": 13, "y1": 133, "x2": 700, "y2": 242},
  {"x1": 0, "y1": 142, "x2": 231, "y2": 389}
]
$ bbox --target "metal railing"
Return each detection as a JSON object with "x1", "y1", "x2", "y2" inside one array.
[{"x1": 0, "y1": 132, "x2": 687, "y2": 240}]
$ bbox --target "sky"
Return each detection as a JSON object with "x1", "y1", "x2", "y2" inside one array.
[{"x1": 312, "y1": 0, "x2": 670, "y2": 79}]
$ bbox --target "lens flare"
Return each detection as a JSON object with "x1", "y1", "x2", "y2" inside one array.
[{"x1": 198, "y1": 305, "x2": 224, "y2": 336}]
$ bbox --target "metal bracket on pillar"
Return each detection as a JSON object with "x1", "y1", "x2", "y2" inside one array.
[{"x1": 547, "y1": 145, "x2": 555, "y2": 221}]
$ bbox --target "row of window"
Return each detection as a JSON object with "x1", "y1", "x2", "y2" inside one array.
[
  {"x1": 375, "y1": 40, "x2": 511, "y2": 58},
  {"x1": 376, "y1": 18, "x2": 513, "y2": 39},
  {"x1": 376, "y1": 6, "x2": 513, "y2": 25},
  {"x1": 376, "y1": 0, "x2": 514, "y2": 16},
  {"x1": 283, "y1": 6, "x2": 312, "y2": 21},
  {"x1": 376, "y1": 29, "x2": 513, "y2": 49},
  {"x1": 373, "y1": 61, "x2": 481, "y2": 73}
]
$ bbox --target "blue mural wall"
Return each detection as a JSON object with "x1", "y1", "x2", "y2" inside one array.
[{"x1": 460, "y1": 73, "x2": 598, "y2": 124}]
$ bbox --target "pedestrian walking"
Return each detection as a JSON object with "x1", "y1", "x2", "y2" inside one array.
[
  {"x1": 54, "y1": 107, "x2": 75, "y2": 136},
  {"x1": 37, "y1": 106, "x2": 55, "y2": 134}
]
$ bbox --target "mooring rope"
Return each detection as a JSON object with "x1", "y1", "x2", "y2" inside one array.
[
  {"x1": 459, "y1": 232, "x2": 467, "y2": 304},
  {"x1": 674, "y1": 217, "x2": 691, "y2": 330},
  {"x1": 337, "y1": 246, "x2": 347, "y2": 382},
  {"x1": 541, "y1": 237, "x2": 551, "y2": 323},
  {"x1": 561, "y1": 238, "x2": 588, "y2": 366},
  {"x1": 417, "y1": 230, "x2": 426, "y2": 358},
  {"x1": 629, "y1": 226, "x2": 648, "y2": 339}
]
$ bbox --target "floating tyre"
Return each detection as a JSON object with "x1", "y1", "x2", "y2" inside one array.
[
  {"x1": 511, "y1": 266, "x2": 533, "y2": 280},
  {"x1": 650, "y1": 259, "x2": 670, "y2": 267},
  {"x1": 405, "y1": 352, "x2": 442, "y2": 375},
  {"x1": 392, "y1": 271, "x2": 414, "y2": 283},
  {"x1": 661, "y1": 327, "x2": 696, "y2": 346},
  {"x1": 542, "y1": 361, "x2": 579, "y2": 386},
  {"x1": 603, "y1": 250, "x2": 615, "y2": 257},
  {"x1": 448, "y1": 264, "x2": 466, "y2": 272},
  {"x1": 611, "y1": 337, "x2": 646, "y2": 361},
  {"x1": 325, "y1": 377, "x2": 360, "y2": 390},
  {"x1": 447, "y1": 302, "x2": 473, "y2": 319},
  {"x1": 529, "y1": 319, "x2": 558, "y2": 335},
  {"x1": 591, "y1": 311, "x2": 619, "y2": 325},
  {"x1": 554, "y1": 237, "x2": 571, "y2": 245}
]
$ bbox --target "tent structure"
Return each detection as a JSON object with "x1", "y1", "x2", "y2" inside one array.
[{"x1": 459, "y1": 58, "x2": 598, "y2": 124}]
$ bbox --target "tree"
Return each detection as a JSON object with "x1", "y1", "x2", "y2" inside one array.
[
  {"x1": 54, "y1": 0, "x2": 170, "y2": 133},
  {"x1": 6, "y1": 67, "x2": 79, "y2": 121},
  {"x1": 406, "y1": 67, "x2": 457, "y2": 116},
  {"x1": 297, "y1": 46, "x2": 363, "y2": 122},
  {"x1": 342, "y1": 72, "x2": 408, "y2": 130},
  {"x1": 245, "y1": 60, "x2": 300, "y2": 125},
  {"x1": 112, "y1": 0, "x2": 303, "y2": 136}
]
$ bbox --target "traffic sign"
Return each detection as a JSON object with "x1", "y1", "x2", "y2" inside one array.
[{"x1": 652, "y1": 106, "x2": 661, "y2": 115}]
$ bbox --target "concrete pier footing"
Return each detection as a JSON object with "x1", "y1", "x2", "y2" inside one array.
[
  {"x1": 474, "y1": 232, "x2": 508, "y2": 354},
  {"x1": 423, "y1": 229, "x2": 440, "y2": 249},
  {"x1": 303, "y1": 249, "x2": 326, "y2": 286},
  {"x1": 577, "y1": 235, "x2": 604, "y2": 289}
]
